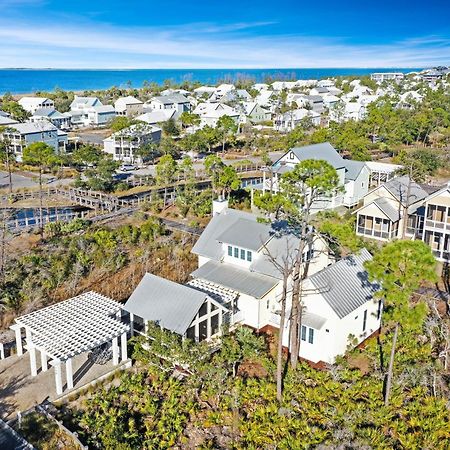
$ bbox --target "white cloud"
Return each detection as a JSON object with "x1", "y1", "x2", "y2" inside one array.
[{"x1": 0, "y1": 17, "x2": 448, "y2": 68}]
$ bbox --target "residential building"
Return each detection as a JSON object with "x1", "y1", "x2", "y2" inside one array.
[
  {"x1": 1, "y1": 122, "x2": 67, "y2": 161},
  {"x1": 0, "y1": 112, "x2": 18, "y2": 126},
  {"x1": 274, "y1": 108, "x2": 320, "y2": 132},
  {"x1": 69, "y1": 96, "x2": 115, "y2": 127},
  {"x1": 18, "y1": 96, "x2": 54, "y2": 114},
  {"x1": 31, "y1": 108, "x2": 71, "y2": 129},
  {"x1": 192, "y1": 102, "x2": 240, "y2": 128},
  {"x1": 355, "y1": 176, "x2": 431, "y2": 241},
  {"x1": 420, "y1": 183, "x2": 450, "y2": 263},
  {"x1": 148, "y1": 94, "x2": 191, "y2": 114},
  {"x1": 188, "y1": 205, "x2": 381, "y2": 364},
  {"x1": 262, "y1": 143, "x2": 369, "y2": 209},
  {"x1": 135, "y1": 109, "x2": 177, "y2": 126},
  {"x1": 124, "y1": 273, "x2": 228, "y2": 342},
  {"x1": 370, "y1": 72, "x2": 405, "y2": 83},
  {"x1": 241, "y1": 102, "x2": 271, "y2": 124},
  {"x1": 114, "y1": 96, "x2": 144, "y2": 117},
  {"x1": 103, "y1": 123, "x2": 161, "y2": 163}
]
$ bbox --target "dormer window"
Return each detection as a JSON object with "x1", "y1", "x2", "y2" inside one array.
[{"x1": 227, "y1": 245, "x2": 253, "y2": 263}]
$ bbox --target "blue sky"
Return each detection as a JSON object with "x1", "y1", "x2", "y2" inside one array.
[{"x1": 1, "y1": 0, "x2": 449, "y2": 68}]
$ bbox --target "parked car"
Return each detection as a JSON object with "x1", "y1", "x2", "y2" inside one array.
[{"x1": 119, "y1": 164, "x2": 137, "y2": 171}]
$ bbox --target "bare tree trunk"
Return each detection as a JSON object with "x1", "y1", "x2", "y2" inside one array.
[
  {"x1": 401, "y1": 165, "x2": 413, "y2": 239},
  {"x1": 6, "y1": 150, "x2": 12, "y2": 194},
  {"x1": 385, "y1": 322, "x2": 399, "y2": 406},
  {"x1": 276, "y1": 273, "x2": 288, "y2": 402},
  {"x1": 39, "y1": 167, "x2": 44, "y2": 237}
]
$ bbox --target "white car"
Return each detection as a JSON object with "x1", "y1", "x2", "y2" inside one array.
[{"x1": 119, "y1": 164, "x2": 137, "y2": 171}]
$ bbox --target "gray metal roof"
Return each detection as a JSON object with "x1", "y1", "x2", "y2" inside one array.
[
  {"x1": 192, "y1": 208, "x2": 261, "y2": 261},
  {"x1": 153, "y1": 93, "x2": 189, "y2": 104},
  {"x1": 191, "y1": 261, "x2": 279, "y2": 299},
  {"x1": 216, "y1": 217, "x2": 272, "y2": 251},
  {"x1": 308, "y1": 248, "x2": 379, "y2": 319},
  {"x1": 7, "y1": 121, "x2": 57, "y2": 134},
  {"x1": 344, "y1": 159, "x2": 367, "y2": 181},
  {"x1": 289, "y1": 142, "x2": 345, "y2": 169},
  {"x1": 384, "y1": 176, "x2": 429, "y2": 206},
  {"x1": 373, "y1": 197, "x2": 401, "y2": 222},
  {"x1": 124, "y1": 273, "x2": 209, "y2": 335}
]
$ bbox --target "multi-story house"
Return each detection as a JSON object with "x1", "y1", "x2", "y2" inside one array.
[
  {"x1": 103, "y1": 123, "x2": 161, "y2": 163},
  {"x1": 147, "y1": 94, "x2": 191, "y2": 115},
  {"x1": 114, "y1": 96, "x2": 144, "y2": 117},
  {"x1": 1, "y1": 122, "x2": 67, "y2": 161},
  {"x1": 355, "y1": 176, "x2": 430, "y2": 241},
  {"x1": 18, "y1": 96, "x2": 54, "y2": 114},
  {"x1": 31, "y1": 108, "x2": 71, "y2": 130},
  {"x1": 262, "y1": 143, "x2": 370, "y2": 209},
  {"x1": 370, "y1": 72, "x2": 405, "y2": 83},
  {"x1": 124, "y1": 204, "x2": 381, "y2": 364},
  {"x1": 69, "y1": 96, "x2": 115, "y2": 127},
  {"x1": 421, "y1": 183, "x2": 450, "y2": 263},
  {"x1": 192, "y1": 102, "x2": 240, "y2": 128}
]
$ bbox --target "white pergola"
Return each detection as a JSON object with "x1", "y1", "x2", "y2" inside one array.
[{"x1": 11, "y1": 291, "x2": 130, "y2": 396}]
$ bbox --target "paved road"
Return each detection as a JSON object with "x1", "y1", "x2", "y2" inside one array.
[{"x1": 0, "y1": 170, "x2": 73, "y2": 191}]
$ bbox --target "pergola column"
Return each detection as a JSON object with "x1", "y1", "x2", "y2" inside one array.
[
  {"x1": 66, "y1": 358, "x2": 73, "y2": 390},
  {"x1": 0, "y1": 343, "x2": 4, "y2": 360},
  {"x1": 112, "y1": 336, "x2": 119, "y2": 365},
  {"x1": 120, "y1": 332, "x2": 128, "y2": 361},
  {"x1": 40, "y1": 350, "x2": 48, "y2": 372},
  {"x1": 11, "y1": 325, "x2": 23, "y2": 356},
  {"x1": 28, "y1": 345, "x2": 37, "y2": 377},
  {"x1": 52, "y1": 359, "x2": 63, "y2": 395}
]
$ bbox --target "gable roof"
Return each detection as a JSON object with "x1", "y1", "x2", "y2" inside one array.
[
  {"x1": 308, "y1": 248, "x2": 379, "y2": 319},
  {"x1": 216, "y1": 217, "x2": 272, "y2": 251},
  {"x1": 372, "y1": 197, "x2": 401, "y2": 222},
  {"x1": 33, "y1": 108, "x2": 66, "y2": 119},
  {"x1": 71, "y1": 96, "x2": 101, "y2": 108},
  {"x1": 7, "y1": 121, "x2": 57, "y2": 134},
  {"x1": 278, "y1": 142, "x2": 345, "y2": 170},
  {"x1": 383, "y1": 176, "x2": 429, "y2": 205},
  {"x1": 136, "y1": 109, "x2": 176, "y2": 124},
  {"x1": 124, "y1": 273, "x2": 211, "y2": 335},
  {"x1": 115, "y1": 96, "x2": 143, "y2": 108},
  {"x1": 344, "y1": 160, "x2": 367, "y2": 181},
  {"x1": 152, "y1": 93, "x2": 189, "y2": 105}
]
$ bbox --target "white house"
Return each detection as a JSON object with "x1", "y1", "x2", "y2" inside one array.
[
  {"x1": 31, "y1": 108, "x2": 71, "y2": 130},
  {"x1": 274, "y1": 109, "x2": 320, "y2": 132},
  {"x1": 193, "y1": 103, "x2": 240, "y2": 128},
  {"x1": 124, "y1": 273, "x2": 228, "y2": 343},
  {"x1": 1, "y1": 122, "x2": 67, "y2": 161},
  {"x1": 148, "y1": 94, "x2": 191, "y2": 114},
  {"x1": 241, "y1": 102, "x2": 271, "y2": 124},
  {"x1": 103, "y1": 123, "x2": 161, "y2": 163},
  {"x1": 135, "y1": 109, "x2": 177, "y2": 126},
  {"x1": 187, "y1": 206, "x2": 381, "y2": 364},
  {"x1": 69, "y1": 96, "x2": 115, "y2": 127},
  {"x1": 371, "y1": 72, "x2": 405, "y2": 83},
  {"x1": 114, "y1": 96, "x2": 144, "y2": 117},
  {"x1": 262, "y1": 142, "x2": 369, "y2": 209},
  {"x1": 18, "y1": 97, "x2": 54, "y2": 114}
]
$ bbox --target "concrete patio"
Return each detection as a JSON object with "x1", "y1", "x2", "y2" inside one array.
[{"x1": 0, "y1": 351, "x2": 129, "y2": 421}]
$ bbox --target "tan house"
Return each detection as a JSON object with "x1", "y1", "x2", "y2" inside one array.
[
  {"x1": 422, "y1": 184, "x2": 450, "y2": 262},
  {"x1": 355, "y1": 176, "x2": 430, "y2": 241}
]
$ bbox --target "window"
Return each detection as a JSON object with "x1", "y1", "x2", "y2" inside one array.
[
  {"x1": 211, "y1": 302, "x2": 218, "y2": 312},
  {"x1": 363, "y1": 309, "x2": 367, "y2": 332},
  {"x1": 186, "y1": 325, "x2": 196, "y2": 341},
  {"x1": 247, "y1": 251, "x2": 252, "y2": 262},
  {"x1": 308, "y1": 328, "x2": 314, "y2": 344},
  {"x1": 240, "y1": 249, "x2": 246, "y2": 260},
  {"x1": 199, "y1": 320, "x2": 208, "y2": 342},
  {"x1": 301, "y1": 325, "x2": 307, "y2": 341},
  {"x1": 234, "y1": 247, "x2": 239, "y2": 258},
  {"x1": 210, "y1": 314, "x2": 219, "y2": 336},
  {"x1": 199, "y1": 302, "x2": 207, "y2": 317},
  {"x1": 289, "y1": 152, "x2": 295, "y2": 160},
  {"x1": 228, "y1": 245, "x2": 233, "y2": 256}
]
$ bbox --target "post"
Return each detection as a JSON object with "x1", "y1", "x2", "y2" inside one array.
[
  {"x1": 40, "y1": 350, "x2": 48, "y2": 372},
  {"x1": 112, "y1": 336, "x2": 119, "y2": 365},
  {"x1": 66, "y1": 358, "x2": 73, "y2": 390},
  {"x1": 120, "y1": 332, "x2": 128, "y2": 361},
  {"x1": 12, "y1": 325, "x2": 23, "y2": 356},
  {"x1": 29, "y1": 345, "x2": 37, "y2": 377},
  {"x1": 53, "y1": 360, "x2": 63, "y2": 395},
  {"x1": 130, "y1": 313, "x2": 135, "y2": 337},
  {"x1": 0, "y1": 343, "x2": 4, "y2": 360}
]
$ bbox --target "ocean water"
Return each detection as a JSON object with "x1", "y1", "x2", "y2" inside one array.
[{"x1": 0, "y1": 68, "x2": 421, "y2": 94}]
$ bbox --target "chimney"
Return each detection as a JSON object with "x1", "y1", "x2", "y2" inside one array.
[{"x1": 212, "y1": 196, "x2": 228, "y2": 216}]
